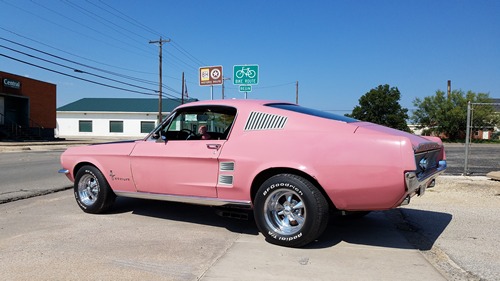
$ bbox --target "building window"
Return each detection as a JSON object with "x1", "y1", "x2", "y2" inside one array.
[
  {"x1": 141, "y1": 121, "x2": 155, "y2": 134},
  {"x1": 109, "y1": 121, "x2": 123, "y2": 133},
  {"x1": 79, "y1": 120, "x2": 92, "y2": 132}
]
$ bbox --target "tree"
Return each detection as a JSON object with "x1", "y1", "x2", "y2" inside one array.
[
  {"x1": 412, "y1": 90, "x2": 499, "y2": 140},
  {"x1": 347, "y1": 84, "x2": 410, "y2": 132}
]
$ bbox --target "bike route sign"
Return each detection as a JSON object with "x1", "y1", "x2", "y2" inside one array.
[
  {"x1": 239, "y1": 85, "x2": 252, "y2": 92},
  {"x1": 233, "y1": 65, "x2": 259, "y2": 85}
]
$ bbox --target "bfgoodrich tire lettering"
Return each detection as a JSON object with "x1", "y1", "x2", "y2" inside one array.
[
  {"x1": 254, "y1": 174, "x2": 329, "y2": 247},
  {"x1": 74, "y1": 165, "x2": 116, "y2": 214}
]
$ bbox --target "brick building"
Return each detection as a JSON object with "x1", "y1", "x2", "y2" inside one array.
[{"x1": 0, "y1": 71, "x2": 56, "y2": 140}]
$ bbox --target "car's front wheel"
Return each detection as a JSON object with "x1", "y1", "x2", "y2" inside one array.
[
  {"x1": 74, "y1": 165, "x2": 115, "y2": 214},
  {"x1": 254, "y1": 174, "x2": 329, "y2": 247}
]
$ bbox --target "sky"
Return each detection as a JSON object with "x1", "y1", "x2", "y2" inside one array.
[{"x1": 1, "y1": 0, "x2": 499, "y2": 114}]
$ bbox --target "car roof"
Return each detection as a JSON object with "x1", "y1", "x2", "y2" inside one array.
[{"x1": 176, "y1": 99, "x2": 294, "y2": 109}]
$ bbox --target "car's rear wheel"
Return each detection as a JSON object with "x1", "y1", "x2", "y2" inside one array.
[
  {"x1": 254, "y1": 174, "x2": 329, "y2": 247},
  {"x1": 74, "y1": 165, "x2": 115, "y2": 214}
]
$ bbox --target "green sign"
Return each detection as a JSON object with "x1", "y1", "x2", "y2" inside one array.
[
  {"x1": 239, "y1": 85, "x2": 252, "y2": 92},
  {"x1": 233, "y1": 65, "x2": 259, "y2": 85}
]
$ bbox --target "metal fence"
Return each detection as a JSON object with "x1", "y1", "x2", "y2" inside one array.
[{"x1": 464, "y1": 101, "x2": 500, "y2": 175}]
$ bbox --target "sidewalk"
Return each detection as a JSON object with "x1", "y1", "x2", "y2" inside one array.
[{"x1": 0, "y1": 137, "x2": 134, "y2": 152}]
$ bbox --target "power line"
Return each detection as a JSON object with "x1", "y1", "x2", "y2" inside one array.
[
  {"x1": 253, "y1": 82, "x2": 296, "y2": 89},
  {"x1": 3, "y1": 0, "x2": 207, "y2": 77},
  {"x1": 1, "y1": 1, "x2": 208, "y2": 98},
  {"x1": 96, "y1": 0, "x2": 163, "y2": 38},
  {"x1": 0, "y1": 35, "x2": 182, "y2": 97},
  {"x1": 0, "y1": 44, "x2": 156, "y2": 93},
  {"x1": 92, "y1": 0, "x2": 206, "y2": 70},
  {"x1": 0, "y1": 36, "x2": 156, "y2": 85},
  {"x1": 65, "y1": 0, "x2": 205, "y2": 72},
  {"x1": 59, "y1": 0, "x2": 152, "y2": 46},
  {"x1": 82, "y1": 0, "x2": 152, "y2": 41},
  {"x1": 170, "y1": 40, "x2": 206, "y2": 66},
  {"x1": 2, "y1": 0, "x2": 153, "y2": 58},
  {"x1": 0, "y1": 53, "x2": 159, "y2": 97},
  {"x1": 0, "y1": 27, "x2": 156, "y2": 75}
]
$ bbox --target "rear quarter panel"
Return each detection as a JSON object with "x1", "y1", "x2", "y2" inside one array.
[{"x1": 218, "y1": 106, "x2": 416, "y2": 210}]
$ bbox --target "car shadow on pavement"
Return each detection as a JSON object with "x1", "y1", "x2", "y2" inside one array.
[
  {"x1": 306, "y1": 209, "x2": 452, "y2": 250},
  {"x1": 110, "y1": 197, "x2": 259, "y2": 236},
  {"x1": 110, "y1": 198, "x2": 452, "y2": 250}
]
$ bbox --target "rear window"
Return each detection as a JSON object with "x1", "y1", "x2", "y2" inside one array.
[{"x1": 267, "y1": 103, "x2": 358, "y2": 123}]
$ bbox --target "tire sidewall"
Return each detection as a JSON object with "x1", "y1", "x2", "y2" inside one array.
[
  {"x1": 74, "y1": 166, "x2": 110, "y2": 214},
  {"x1": 254, "y1": 174, "x2": 325, "y2": 247}
]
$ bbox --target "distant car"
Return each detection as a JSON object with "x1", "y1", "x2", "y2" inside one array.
[{"x1": 59, "y1": 99, "x2": 446, "y2": 247}]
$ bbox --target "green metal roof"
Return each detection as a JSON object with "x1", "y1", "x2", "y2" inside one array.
[{"x1": 57, "y1": 98, "x2": 198, "y2": 112}]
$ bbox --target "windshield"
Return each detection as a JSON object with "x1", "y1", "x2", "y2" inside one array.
[{"x1": 267, "y1": 103, "x2": 358, "y2": 123}]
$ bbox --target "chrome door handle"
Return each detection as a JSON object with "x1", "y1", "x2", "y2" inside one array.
[{"x1": 207, "y1": 144, "x2": 221, "y2": 150}]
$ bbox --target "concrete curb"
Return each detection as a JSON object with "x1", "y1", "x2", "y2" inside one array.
[
  {"x1": 486, "y1": 171, "x2": 500, "y2": 181},
  {"x1": 0, "y1": 138, "x2": 134, "y2": 152}
]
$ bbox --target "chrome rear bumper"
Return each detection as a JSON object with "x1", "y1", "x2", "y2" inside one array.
[{"x1": 401, "y1": 160, "x2": 447, "y2": 206}]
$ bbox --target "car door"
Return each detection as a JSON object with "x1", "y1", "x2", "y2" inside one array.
[
  {"x1": 130, "y1": 139, "x2": 224, "y2": 197},
  {"x1": 129, "y1": 106, "x2": 235, "y2": 198}
]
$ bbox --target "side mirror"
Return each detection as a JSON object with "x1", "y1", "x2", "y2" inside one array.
[{"x1": 154, "y1": 133, "x2": 168, "y2": 144}]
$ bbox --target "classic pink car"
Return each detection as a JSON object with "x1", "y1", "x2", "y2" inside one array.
[{"x1": 60, "y1": 99, "x2": 446, "y2": 247}]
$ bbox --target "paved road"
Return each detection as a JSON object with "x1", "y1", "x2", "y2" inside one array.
[
  {"x1": 0, "y1": 150, "x2": 70, "y2": 203},
  {"x1": 444, "y1": 143, "x2": 500, "y2": 176}
]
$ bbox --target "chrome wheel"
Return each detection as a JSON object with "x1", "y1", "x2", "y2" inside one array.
[
  {"x1": 264, "y1": 189, "x2": 306, "y2": 236},
  {"x1": 74, "y1": 166, "x2": 116, "y2": 214},
  {"x1": 77, "y1": 174, "x2": 100, "y2": 206}
]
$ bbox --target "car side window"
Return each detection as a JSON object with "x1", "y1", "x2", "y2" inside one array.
[{"x1": 159, "y1": 106, "x2": 236, "y2": 141}]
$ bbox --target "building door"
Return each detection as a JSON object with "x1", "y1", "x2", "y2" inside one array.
[
  {"x1": 4, "y1": 95, "x2": 29, "y2": 127},
  {"x1": 0, "y1": 96, "x2": 4, "y2": 125}
]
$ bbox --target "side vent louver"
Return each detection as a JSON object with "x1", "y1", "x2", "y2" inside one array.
[
  {"x1": 244, "y1": 111, "x2": 288, "y2": 131},
  {"x1": 220, "y1": 162, "x2": 235, "y2": 171},
  {"x1": 218, "y1": 175, "x2": 234, "y2": 185}
]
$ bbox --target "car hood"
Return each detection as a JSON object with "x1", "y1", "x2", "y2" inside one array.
[{"x1": 353, "y1": 122, "x2": 442, "y2": 153}]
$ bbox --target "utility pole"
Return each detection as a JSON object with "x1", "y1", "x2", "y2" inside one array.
[
  {"x1": 222, "y1": 77, "x2": 231, "y2": 99},
  {"x1": 181, "y1": 72, "x2": 185, "y2": 104},
  {"x1": 295, "y1": 81, "x2": 299, "y2": 104},
  {"x1": 149, "y1": 37, "x2": 170, "y2": 124}
]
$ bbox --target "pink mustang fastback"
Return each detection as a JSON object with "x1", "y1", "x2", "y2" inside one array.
[{"x1": 60, "y1": 99, "x2": 446, "y2": 247}]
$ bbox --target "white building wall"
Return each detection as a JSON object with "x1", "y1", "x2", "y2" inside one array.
[{"x1": 56, "y1": 111, "x2": 160, "y2": 138}]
